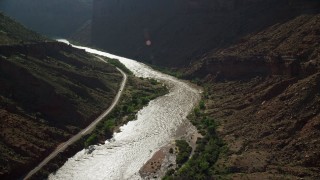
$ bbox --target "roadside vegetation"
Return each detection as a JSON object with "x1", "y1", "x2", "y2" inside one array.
[
  {"x1": 163, "y1": 85, "x2": 227, "y2": 180},
  {"x1": 84, "y1": 74, "x2": 168, "y2": 147},
  {"x1": 0, "y1": 45, "x2": 123, "y2": 179},
  {"x1": 0, "y1": 13, "x2": 130, "y2": 179},
  {"x1": 150, "y1": 65, "x2": 183, "y2": 78},
  {"x1": 106, "y1": 58, "x2": 133, "y2": 75},
  {"x1": 31, "y1": 59, "x2": 168, "y2": 179}
]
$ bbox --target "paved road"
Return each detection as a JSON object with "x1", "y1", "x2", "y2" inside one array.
[{"x1": 23, "y1": 57, "x2": 127, "y2": 180}]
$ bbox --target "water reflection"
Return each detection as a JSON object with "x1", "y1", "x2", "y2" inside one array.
[{"x1": 49, "y1": 40, "x2": 201, "y2": 180}]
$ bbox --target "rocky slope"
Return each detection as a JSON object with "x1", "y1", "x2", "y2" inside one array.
[
  {"x1": 0, "y1": 0, "x2": 93, "y2": 37},
  {"x1": 0, "y1": 13, "x2": 121, "y2": 179},
  {"x1": 91, "y1": 0, "x2": 320, "y2": 67},
  {"x1": 186, "y1": 14, "x2": 320, "y2": 80},
  {"x1": 185, "y1": 13, "x2": 320, "y2": 179},
  {"x1": 0, "y1": 12, "x2": 47, "y2": 45}
]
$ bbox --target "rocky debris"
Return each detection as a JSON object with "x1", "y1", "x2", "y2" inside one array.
[{"x1": 139, "y1": 144, "x2": 176, "y2": 180}]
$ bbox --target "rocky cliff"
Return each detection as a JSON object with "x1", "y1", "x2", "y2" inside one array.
[{"x1": 91, "y1": 0, "x2": 320, "y2": 67}]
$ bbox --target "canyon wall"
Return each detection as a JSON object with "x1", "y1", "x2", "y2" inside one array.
[{"x1": 91, "y1": 0, "x2": 320, "y2": 67}]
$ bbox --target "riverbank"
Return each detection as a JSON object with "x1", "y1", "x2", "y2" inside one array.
[
  {"x1": 45, "y1": 41, "x2": 201, "y2": 179},
  {"x1": 28, "y1": 73, "x2": 167, "y2": 179},
  {"x1": 24, "y1": 62, "x2": 127, "y2": 180},
  {"x1": 139, "y1": 123, "x2": 202, "y2": 180},
  {"x1": 0, "y1": 43, "x2": 123, "y2": 179}
]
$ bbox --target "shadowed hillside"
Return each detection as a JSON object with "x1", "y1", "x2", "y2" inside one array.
[
  {"x1": 1, "y1": 0, "x2": 320, "y2": 178},
  {"x1": 0, "y1": 13, "x2": 122, "y2": 179},
  {"x1": 0, "y1": 12, "x2": 48, "y2": 44},
  {"x1": 0, "y1": 0, "x2": 92, "y2": 37},
  {"x1": 172, "y1": 13, "x2": 320, "y2": 179},
  {"x1": 91, "y1": 0, "x2": 320, "y2": 67}
]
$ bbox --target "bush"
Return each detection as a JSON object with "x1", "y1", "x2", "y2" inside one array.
[
  {"x1": 84, "y1": 134, "x2": 98, "y2": 147},
  {"x1": 103, "y1": 120, "x2": 115, "y2": 138},
  {"x1": 176, "y1": 140, "x2": 192, "y2": 166},
  {"x1": 107, "y1": 58, "x2": 132, "y2": 75},
  {"x1": 194, "y1": 107, "x2": 201, "y2": 117},
  {"x1": 149, "y1": 78, "x2": 158, "y2": 85},
  {"x1": 199, "y1": 100, "x2": 205, "y2": 110},
  {"x1": 164, "y1": 99, "x2": 226, "y2": 179}
]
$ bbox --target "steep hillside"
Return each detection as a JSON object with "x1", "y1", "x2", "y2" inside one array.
[
  {"x1": 91, "y1": 0, "x2": 320, "y2": 67},
  {"x1": 181, "y1": 14, "x2": 320, "y2": 179},
  {"x1": 0, "y1": 14, "x2": 122, "y2": 179},
  {"x1": 187, "y1": 14, "x2": 320, "y2": 80},
  {"x1": 69, "y1": 20, "x2": 92, "y2": 46},
  {"x1": 0, "y1": 13, "x2": 47, "y2": 45},
  {"x1": 0, "y1": 0, "x2": 93, "y2": 37}
]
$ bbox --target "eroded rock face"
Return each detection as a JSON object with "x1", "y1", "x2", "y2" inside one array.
[
  {"x1": 186, "y1": 13, "x2": 320, "y2": 81},
  {"x1": 91, "y1": 0, "x2": 320, "y2": 67},
  {"x1": 185, "y1": 12, "x2": 320, "y2": 179}
]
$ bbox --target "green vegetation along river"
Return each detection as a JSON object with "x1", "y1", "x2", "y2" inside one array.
[{"x1": 49, "y1": 40, "x2": 202, "y2": 179}]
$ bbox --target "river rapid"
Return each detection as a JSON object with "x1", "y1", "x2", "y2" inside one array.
[{"x1": 49, "y1": 40, "x2": 201, "y2": 180}]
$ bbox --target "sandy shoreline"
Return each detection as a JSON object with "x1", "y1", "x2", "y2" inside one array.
[{"x1": 139, "y1": 120, "x2": 202, "y2": 179}]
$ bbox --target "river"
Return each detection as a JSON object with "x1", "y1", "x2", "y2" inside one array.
[{"x1": 49, "y1": 40, "x2": 201, "y2": 180}]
